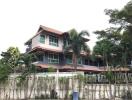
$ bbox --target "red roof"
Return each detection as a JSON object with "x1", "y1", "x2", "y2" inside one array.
[
  {"x1": 29, "y1": 46, "x2": 62, "y2": 53},
  {"x1": 25, "y1": 25, "x2": 90, "y2": 45},
  {"x1": 40, "y1": 25, "x2": 63, "y2": 35},
  {"x1": 61, "y1": 65, "x2": 102, "y2": 72},
  {"x1": 99, "y1": 67, "x2": 130, "y2": 72},
  {"x1": 25, "y1": 25, "x2": 64, "y2": 45},
  {"x1": 35, "y1": 64, "x2": 60, "y2": 69},
  {"x1": 35, "y1": 63, "x2": 102, "y2": 72}
]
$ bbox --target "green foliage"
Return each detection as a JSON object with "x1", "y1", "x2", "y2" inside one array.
[
  {"x1": 19, "y1": 53, "x2": 37, "y2": 68},
  {"x1": 64, "y1": 29, "x2": 90, "y2": 70},
  {"x1": 64, "y1": 29, "x2": 90, "y2": 56},
  {"x1": 17, "y1": 53, "x2": 37, "y2": 86},
  {"x1": 47, "y1": 66, "x2": 56, "y2": 72},
  {"x1": 94, "y1": 1, "x2": 132, "y2": 67},
  {"x1": 77, "y1": 74, "x2": 84, "y2": 81},
  {"x1": 1, "y1": 47, "x2": 20, "y2": 71},
  {"x1": 59, "y1": 77, "x2": 66, "y2": 83},
  {"x1": 0, "y1": 47, "x2": 20, "y2": 83},
  {"x1": 93, "y1": 39, "x2": 113, "y2": 55},
  {"x1": 0, "y1": 62, "x2": 10, "y2": 83},
  {"x1": 93, "y1": 39, "x2": 121, "y2": 66},
  {"x1": 105, "y1": 0, "x2": 132, "y2": 25},
  {"x1": 105, "y1": 71, "x2": 115, "y2": 83}
]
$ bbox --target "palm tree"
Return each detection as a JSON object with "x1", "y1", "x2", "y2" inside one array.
[
  {"x1": 64, "y1": 29, "x2": 90, "y2": 98},
  {"x1": 18, "y1": 53, "x2": 37, "y2": 99},
  {"x1": 64, "y1": 29, "x2": 90, "y2": 71}
]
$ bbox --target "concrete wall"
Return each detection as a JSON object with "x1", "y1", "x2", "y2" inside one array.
[{"x1": 0, "y1": 73, "x2": 131, "y2": 100}]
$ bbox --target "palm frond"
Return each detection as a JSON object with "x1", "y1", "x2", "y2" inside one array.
[
  {"x1": 82, "y1": 43, "x2": 90, "y2": 53},
  {"x1": 68, "y1": 29, "x2": 78, "y2": 40},
  {"x1": 63, "y1": 44, "x2": 72, "y2": 54},
  {"x1": 79, "y1": 30, "x2": 89, "y2": 37}
]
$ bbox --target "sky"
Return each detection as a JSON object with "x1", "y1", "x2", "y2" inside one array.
[{"x1": 0, "y1": 0, "x2": 130, "y2": 54}]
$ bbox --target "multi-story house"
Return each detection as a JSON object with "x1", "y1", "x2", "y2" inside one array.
[{"x1": 25, "y1": 25, "x2": 101, "y2": 72}]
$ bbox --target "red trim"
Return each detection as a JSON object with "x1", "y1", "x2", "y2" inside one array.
[
  {"x1": 35, "y1": 64, "x2": 102, "y2": 72},
  {"x1": 40, "y1": 25, "x2": 63, "y2": 35},
  {"x1": 99, "y1": 67, "x2": 130, "y2": 72},
  {"x1": 28, "y1": 46, "x2": 62, "y2": 53}
]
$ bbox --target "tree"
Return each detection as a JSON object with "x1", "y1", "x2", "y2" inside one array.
[
  {"x1": 64, "y1": 29, "x2": 90, "y2": 95},
  {"x1": 17, "y1": 53, "x2": 37, "y2": 99},
  {"x1": 94, "y1": 0, "x2": 132, "y2": 68},
  {"x1": 104, "y1": 0, "x2": 132, "y2": 66},
  {"x1": 64, "y1": 29, "x2": 90, "y2": 71},
  {"x1": 93, "y1": 1, "x2": 132, "y2": 99},
  {"x1": 0, "y1": 47, "x2": 21, "y2": 99},
  {"x1": 93, "y1": 39, "x2": 121, "y2": 68},
  {"x1": 19, "y1": 53, "x2": 37, "y2": 74},
  {"x1": 0, "y1": 61, "x2": 10, "y2": 83},
  {"x1": 1, "y1": 47, "x2": 20, "y2": 72},
  {"x1": 105, "y1": 0, "x2": 132, "y2": 25},
  {"x1": 0, "y1": 47, "x2": 20, "y2": 90}
]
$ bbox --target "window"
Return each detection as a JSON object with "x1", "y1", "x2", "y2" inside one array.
[
  {"x1": 39, "y1": 35, "x2": 45, "y2": 43},
  {"x1": 78, "y1": 57, "x2": 82, "y2": 65},
  {"x1": 66, "y1": 55, "x2": 82, "y2": 65},
  {"x1": 66, "y1": 55, "x2": 72, "y2": 64},
  {"x1": 49, "y1": 35, "x2": 58, "y2": 46},
  {"x1": 85, "y1": 59, "x2": 88, "y2": 65},
  {"x1": 48, "y1": 53, "x2": 59, "y2": 64},
  {"x1": 37, "y1": 54, "x2": 43, "y2": 61}
]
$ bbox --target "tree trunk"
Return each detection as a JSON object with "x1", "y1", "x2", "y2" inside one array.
[
  {"x1": 105, "y1": 55, "x2": 109, "y2": 69},
  {"x1": 72, "y1": 53, "x2": 78, "y2": 92},
  {"x1": 72, "y1": 53, "x2": 77, "y2": 71}
]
